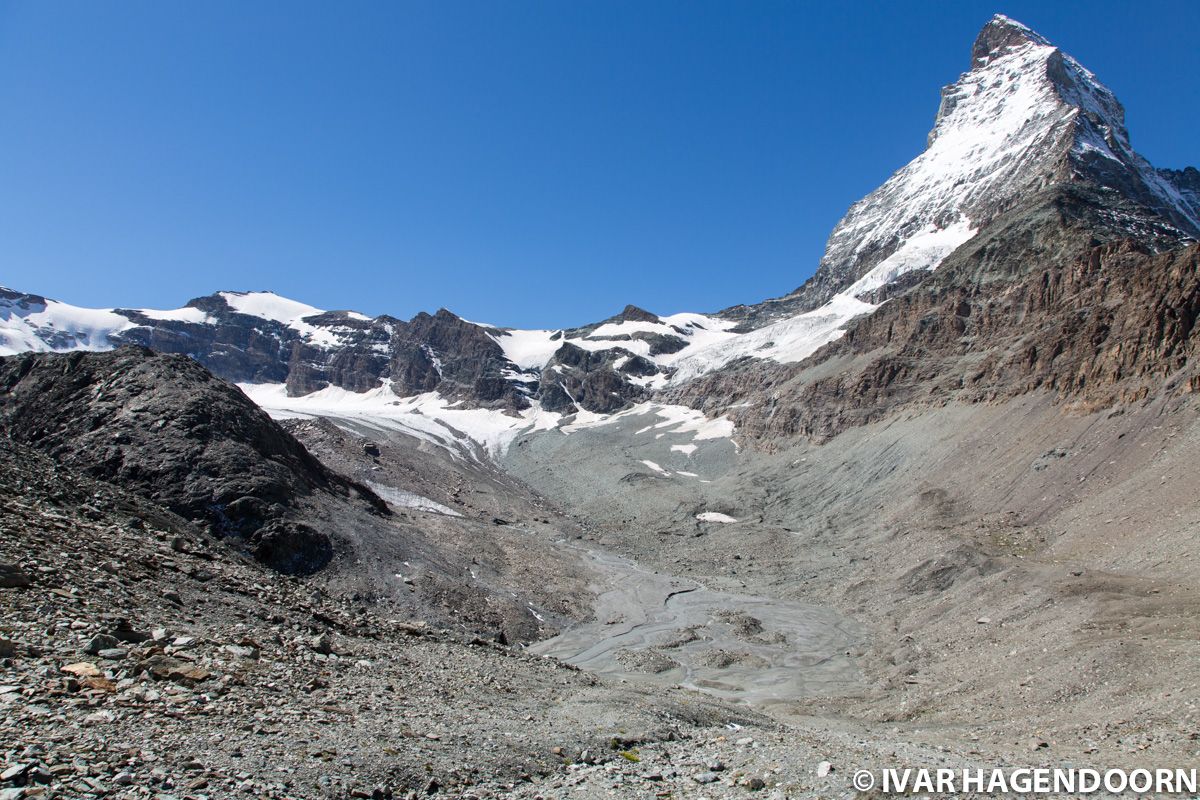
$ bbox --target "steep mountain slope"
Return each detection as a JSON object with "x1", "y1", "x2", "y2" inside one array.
[{"x1": 668, "y1": 184, "x2": 1200, "y2": 441}]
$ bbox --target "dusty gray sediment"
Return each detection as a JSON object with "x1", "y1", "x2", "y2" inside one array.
[
  {"x1": 529, "y1": 544, "x2": 864, "y2": 706},
  {"x1": 503, "y1": 395, "x2": 1200, "y2": 764}
]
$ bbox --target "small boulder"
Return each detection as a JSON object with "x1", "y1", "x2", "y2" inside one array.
[
  {"x1": 222, "y1": 643, "x2": 260, "y2": 660},
  {"x1": 110, "y1": 620, "x2": 151, "y2": 643},
  {"x1": 139, "y1": 654, "x2": 212, "y2": 684},
  {"x1": 0, "y1": 763, "x2": 30, "y2": 782},
  {"x1": 61, "y1": 662, "x2": 101, "y2": 678},
  {"x1": 310, "y1": 633, "x2": 334, "y2": 655},
  {"x1": 81, "y1": 676, "x2": 117, "y2": 693},
  {"x1": 85, "y1": 634, "x2": 120, "y2": 655}
]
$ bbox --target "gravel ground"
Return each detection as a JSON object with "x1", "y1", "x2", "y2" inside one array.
[
  {"x1": 0, "y1": 438, "x2": 789, "y2": 799},
  {"x1": 503, "y1": 394, "x2": 1200, "y2": 771},
  {"x1": 5, "y1": 386, "x2": 1200, "y2": 798}
]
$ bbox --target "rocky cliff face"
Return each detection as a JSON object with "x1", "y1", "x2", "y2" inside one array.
[
  {"x1": 666, "y1": 184, "x2": 1200, "y2": 442},
  {"x1": 0, "y1": 348, "x2": 387, "y2": 573},
  {"x1": 537, "y1": 343, "x2": 654, "y2": 414},
  {"x1": 112, "y1": 293, "x2": 534, "y2": 409}
]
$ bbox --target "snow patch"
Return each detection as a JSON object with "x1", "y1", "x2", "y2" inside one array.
[
  {"x1": 483, "y1": 311, "x2": 741, "y2": 378},
  {"x1": 841, "y1": 217, "x2": 977, "y2": 297},
  {"x1": 219, "y1": 291, "x2": 324, "y2": 323},
  {"x1": 367, "y1": 482, "x2": 462, "y2": 517},
  {"x1": 217, "y1": 291, "x2": 363, "y2": 349},
  {"x1": 670, "y1": 293, "x2": 876, "y2": 383},
  {"x1": 132, "y1": 306, "x2": 212, "y2": 324},
  {"x1": 562, "y1": 402, "x2": 735, "y2": 443},
  {"x1": 488, "y1": 328, "x2": 564, "y2": 371},
  {"x1": 238, "y1": 381, "x2": 562, "y2": 460}
]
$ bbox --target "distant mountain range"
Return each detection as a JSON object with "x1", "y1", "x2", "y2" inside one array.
[{"x1": 3, "y1": 15, "x2": 1197, "y2": 448}]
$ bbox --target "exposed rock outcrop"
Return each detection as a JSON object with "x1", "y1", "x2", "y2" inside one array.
[
  {"x1": 111, "y1": 294, "x2": 536, "y2": 409},
  {"x1": 537, "y1": 344, "x2": 653, "y2": 413}
]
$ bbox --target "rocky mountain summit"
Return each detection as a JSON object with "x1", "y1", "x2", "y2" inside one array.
[{"x1": 666, "y1": 182, "x2": 1200, "y2": 442}]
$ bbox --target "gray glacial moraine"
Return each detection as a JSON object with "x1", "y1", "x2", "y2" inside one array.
[
  {"x1": 529, "y1": 543, "x2": 863, "y2": 706},
  {"x1": 274, "y1": 406, "x2": 865, "y2": 709},
  {"x1": 505, "y1": 407, "x2": 865, "y2": 706}
]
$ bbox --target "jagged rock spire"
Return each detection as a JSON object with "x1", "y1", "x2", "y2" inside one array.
[{"x1": 971, "y1": 14, "x2": 1050, "y2": 68}]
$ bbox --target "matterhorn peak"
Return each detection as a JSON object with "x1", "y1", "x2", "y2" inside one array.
[
  {"x1": 775, "y1": 13, "x2": 1200, "y2": 322},
  {"x1": 970, "y1": 14, "x2": 1051, "y2": 68}
]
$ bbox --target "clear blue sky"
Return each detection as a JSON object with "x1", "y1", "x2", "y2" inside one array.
[{"x1": 1, "y1": 1, "x2": 1197, "y2": 327}]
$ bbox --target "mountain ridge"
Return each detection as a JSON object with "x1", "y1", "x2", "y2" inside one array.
[
  {"x1": 1, "y1": 14, "x2": 1196, "y2": 446},
  {"x1": 0, "y1": 347, "x2": 390, "y2": 573}
]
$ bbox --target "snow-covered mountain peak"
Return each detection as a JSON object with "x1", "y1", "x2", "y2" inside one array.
[
  {"x1": 817, "y1": 18, "x2": 1069, "y2": 298},
  {"x1": 966, "y1": 16, "x2": 1127, "y2": 142},
  {"x1": 779, "y1": 15, "x2": 1200, "y2": 326}
]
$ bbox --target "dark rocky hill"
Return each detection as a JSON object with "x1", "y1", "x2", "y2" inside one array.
[{"x1": 0, "y1": 347, "x2": 387, "y2": 573}]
